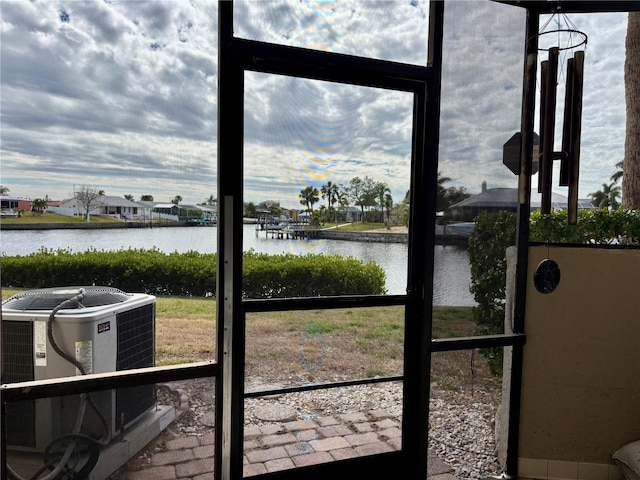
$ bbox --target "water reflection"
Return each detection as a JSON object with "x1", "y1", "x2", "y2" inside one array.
[{"x1": 1, "y1": 225, "x2": 474, "y2": 306}]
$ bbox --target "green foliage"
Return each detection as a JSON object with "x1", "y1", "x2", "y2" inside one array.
[
  {"x1": 530, "y1": 208, "x2": 640, "y2": 245},
  {"x1": 468, "y1": 211, "x2": 516, "y2": 332},
  {"x1": 468, "y1": 211, "x2": 516, "y2": 375},
  {"x1": 242, "y1": 249, "x2": 386, "y2": 298},
  {"x1": 1, "y1": 248, "x2": 386, "y2": 298},
  {"x1": 468, "y1": 207, "x2": 640, "y2": 375},
  {"x1": 588, "y1": 182, "x2": 621, "y2": 210},
  {"x1": 30, "y1": 198, "x2": 49, "y2": 214}
]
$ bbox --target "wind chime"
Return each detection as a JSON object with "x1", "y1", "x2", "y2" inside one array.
[
  {"x1": 532, "y1": 14, "x2": 588, "y2": 295},
  {"x1": 536, "y1": 13, "x2": 587, "y2": 225}
]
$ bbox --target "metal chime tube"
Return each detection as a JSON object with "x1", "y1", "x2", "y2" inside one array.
[
  {"x1": 568, "y1": 51, "x2": 585, "y2": 225},
  {"x1": 541, "y1": 47, "x2": 559, "y2": 214},
  {"x1": 560, "y1": 57, "x2": 575, "y2": 187},
  {"x1": 538, "y1": 60, "x2": 548, "y2": 194}
]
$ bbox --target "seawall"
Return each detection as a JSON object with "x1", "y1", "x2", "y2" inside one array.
[
  {"x1": 0, "y1": 221, "x2": 188, "y2": 230},
  {"x1": 316, "y1": 229, "x2": 468, "y2": 246}
]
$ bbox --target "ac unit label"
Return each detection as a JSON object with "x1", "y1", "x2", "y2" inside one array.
[
  {"x1": 34, "y1": 320, "x2": 47, "y2": 366},
  {"x1": 75, "y1": 341, "x2": 93, "y2": 375},
  {"x1": 97, "y1": 321, "x2": 111, "y2": 334}
]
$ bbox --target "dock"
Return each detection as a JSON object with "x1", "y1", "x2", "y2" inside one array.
[
  {"x1": 256, "y1": 223, "x2": 320, "y2": 239},
  {"x1": 255, "y1": 224, "x2": 468, "y2": 246}
]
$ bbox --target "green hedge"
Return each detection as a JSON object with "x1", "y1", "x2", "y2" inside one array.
[
  {"x1": 0, "y1": 247, "x2": 386, "y2": 298},
  {"x1": 530, "y1": 208, "x2": 640, "y2": 244}
]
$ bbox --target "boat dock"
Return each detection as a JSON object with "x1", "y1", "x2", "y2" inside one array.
[{"x1": 256, "y1": 223, "x2": 320, "y2": 239}]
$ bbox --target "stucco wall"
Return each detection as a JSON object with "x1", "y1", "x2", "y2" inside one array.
[{"x1": 518, "y1": 245, "x2": 640, "y2": 474}]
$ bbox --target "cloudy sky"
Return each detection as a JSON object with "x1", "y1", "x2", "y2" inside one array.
[{"x1": 0, "y1": 1, "x2": 630, "y2": 208}]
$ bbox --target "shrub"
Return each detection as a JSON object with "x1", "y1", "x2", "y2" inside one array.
[
  {"x1": 530, "y1": 208, "x2": 640, "y2": 245},
  {"x1": 0, "y1": 248, "x2": 386, "y2": 298},
  {"x1": 242, "y1": 250, "x2": 386, "y2": 298},
  {"x1": 468, "y1": 211, "x2": 516, "y2": 375}
]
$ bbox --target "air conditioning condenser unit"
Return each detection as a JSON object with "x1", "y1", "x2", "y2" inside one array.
[{"x1": 1, "y1": 286, "x2": 156, "y2": 452}]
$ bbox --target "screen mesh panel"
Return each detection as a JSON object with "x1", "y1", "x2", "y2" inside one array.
[
  {"x1": 2, "y1": 320, "x2": 36, "y2": 447},
  {"x1": 115, "y1": 304, "x2": 156, "y2": 431}
]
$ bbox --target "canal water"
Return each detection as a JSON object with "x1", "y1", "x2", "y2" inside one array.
[{"x1": 0, "y1": 225, "x2": 475, "y2": 306}]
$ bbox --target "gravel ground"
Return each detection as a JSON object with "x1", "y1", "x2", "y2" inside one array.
[{"x1": 147, "y1": 377, "x2": 503, "y2": 480}]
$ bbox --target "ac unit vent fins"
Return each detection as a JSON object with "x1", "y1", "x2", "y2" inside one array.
[
  {"x1": 115, "y1": 304, "x2": 156, "y2": 431},
  {"x1": 1, "y1": 320, "x2": 36, "y2": 447},
  {"x1": 2, "y1": 286, "x2": 132, "y2": 311}
]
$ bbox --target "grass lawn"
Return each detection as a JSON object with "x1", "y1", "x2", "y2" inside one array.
[
  {"x1": 321, "y1": 222, "x2": 389, "y2": 231},
  {"x1": 1, "y1": 288, "x2": 496, "y2": 392},
  {"x1": 1, "y1": 212, "x2": 121, "y2": 224}
]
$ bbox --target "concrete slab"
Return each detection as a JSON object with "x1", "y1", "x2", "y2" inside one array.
[
  {"x1": 90, "y1": 404, "x2": 176, "y2": 479},
  {"x1": 5, "y1": 405, "x2": 175, "y2": 480}
]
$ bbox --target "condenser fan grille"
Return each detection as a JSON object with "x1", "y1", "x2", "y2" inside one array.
[{"x1": 2, "y1": 286, "x2": 133, "y2": 311}]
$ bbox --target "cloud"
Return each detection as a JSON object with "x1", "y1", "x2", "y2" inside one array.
[{"x1": 0, "y1": 0, "x2": 630, "y2": 206}]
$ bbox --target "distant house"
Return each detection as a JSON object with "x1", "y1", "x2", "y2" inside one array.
[
  {"x1": 342, "y1": 206, "x2": 364, "y2": 223},
  {"x1": 58, "y1": 195, "x2": 144, "y2": 220},
  {"x1": 147, "y1": 203, "x2": 216, "y2": 222},
  {"x1": 256, "y1": 200, "x2": 280, "y2": 215},
  {"x1": 0, "y1": 196, "x2": 19, "y2": 211},
  {"x1": 0, "y1": 195, "x2": 32, "y2": 213},
  {"x1": 152, "y1": 203, "x2": 186, "y2": 216},
  {"x1": 256, "y1": 200, "x2": 286, "y2": 224},
  {"x1": 194, "y1": 204, "x2": 217, "y2": 223},
  {"x1": 447, "y1": 185, "x2": 595, "y2": 222}
]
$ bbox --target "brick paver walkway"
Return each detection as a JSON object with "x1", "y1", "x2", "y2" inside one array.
[{"x1": 124, "y1": 409, "x2": 455, "y2": 480}]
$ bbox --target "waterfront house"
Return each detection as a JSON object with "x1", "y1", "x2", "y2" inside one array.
[
  {"x1": 58, "y1": 195, "x2": 144, "y2": 220},
  {"x1": 447, "y1": 185, "x2": 595, "y2": 222},
  {"x1": 0, "y1": 195, "x2": 31, "y2": 216}
]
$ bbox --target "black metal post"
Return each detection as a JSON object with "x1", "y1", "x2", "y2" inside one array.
[
  {"x1": 1, "y1": 397, "x2": 5, "y2": 480},
  {"x1": 507, "y1": 7, "x2": 539, "y2": 478},
  {"x1": 216, "y1": 2, "x2": 245, "y2": 479},
  {"x1": 402, "y1": 1, "x2": 444, "y2": 478}
]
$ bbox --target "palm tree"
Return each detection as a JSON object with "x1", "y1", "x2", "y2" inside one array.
[
  {"x1": 299, "y1": 186, "x2": 319, "y2": 214},
  {"x1": 205, "y1": 195, "x2": 216, "y2": 206},
  {"x1": 384, "y1": 192, "x2": 394, "y2": 229},
  {"x1": 589, "y1": 182, "x2": 621, "y2": 210},
  {"x1": 375, "y1": 182, "x2": 391, "y2": 223},
  {"x1": 611, "y1": 161, "x2": 624, "y2": 184},
  {"x1": 321, "y1": 181, "x2": 340, "y2": 223},
  {"x1": 124, "y1": 194, "x2": 134, "y2": 201},
  {"x1": 30, "y1": 198, "x2": 48, "y2": 214},
  {"x1": 436, "y1": 172, "x2": 452, "y2": 211},
  {"x1": 622, "y1": 12, "x2": 639, "y2": 208},
  {"x1": 336, "y1": 187, "x2": 350, "y2": 226},
  {"x1": 403, "y1": 172, "x2": 456, "y2": 211},
  {"x1": 141, "y1": 194, "x2": 154, "y2": 201},
  {"x1": 0, "y1": 185, "x2": 9, "y2": 195},
  {"x1": 172, "y1": 195, "x2": 182, "y2": 205}
]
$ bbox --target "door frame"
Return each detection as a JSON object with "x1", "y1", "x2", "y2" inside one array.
[{"x1": 215, "y1": 1, "x2": 444, "y2": 478}]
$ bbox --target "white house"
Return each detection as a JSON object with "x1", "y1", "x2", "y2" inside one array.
[{"x1": 58, "y1": 195, "x2": 147, "y2": 220}]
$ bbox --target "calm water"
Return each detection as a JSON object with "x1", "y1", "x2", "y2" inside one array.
[{"x1": 0, "y1": 225, "x2": 475, "y2": 306}]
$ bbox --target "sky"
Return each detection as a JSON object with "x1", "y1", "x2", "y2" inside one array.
[{"x1": 0, "y1": 1, "x2": 631, "y2": 209}]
